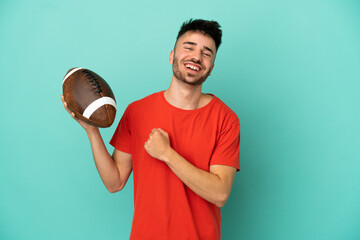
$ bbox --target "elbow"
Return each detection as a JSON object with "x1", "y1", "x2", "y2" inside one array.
[
  {"x1": 214, "y1": 193, "x2": 230, "y2": 208},
  {"x1": 107, "y1": 183, "x2": 125, "y2": 193},
  {"x1": 108, "y1": 188, "x2": 120, "y2": 193},
  {"x1": 215, "y1": 200, "x2": 226, "y2": 208}
]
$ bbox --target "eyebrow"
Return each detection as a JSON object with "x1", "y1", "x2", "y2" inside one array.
[{"x1": 183, "y1": 41, "x2": 214, "y2": 54}]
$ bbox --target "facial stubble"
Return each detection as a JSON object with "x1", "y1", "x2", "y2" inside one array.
[{"x1": 172, "y1": 56, "x2": 211, "y2": 86}]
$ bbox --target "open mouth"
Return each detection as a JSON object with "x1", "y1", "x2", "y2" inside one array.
[{"x1": 184, "y1": 63, "x2": 201, "y2": 72}]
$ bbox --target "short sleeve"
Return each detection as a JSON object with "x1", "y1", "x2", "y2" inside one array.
[
  {"x1": 109, "y1": 105, "x2": 132, "y2": 154},
  {"x1": 210, "y1": 121, "x2": 240, "y2": 171}
]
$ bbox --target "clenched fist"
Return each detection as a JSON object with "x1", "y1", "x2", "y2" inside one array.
[{"x1": 144, "y1": 128, "x2": 173, "y2": 162}]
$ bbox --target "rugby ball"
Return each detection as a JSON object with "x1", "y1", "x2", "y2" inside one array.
[{"x1": 62, "y1": 67, "x2": 116, "y2": 128}]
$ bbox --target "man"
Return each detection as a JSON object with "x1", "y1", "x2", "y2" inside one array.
[{"x1": 62, "y1": 19, "x2": 240, "y2": 240}]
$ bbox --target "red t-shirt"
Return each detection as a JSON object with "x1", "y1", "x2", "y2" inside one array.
[{"x1": 110, "y1": 91, "x2": 240, "y2": 240}]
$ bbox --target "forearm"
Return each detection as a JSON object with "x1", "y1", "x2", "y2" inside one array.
[
  {"x1": 164, "y1": 149, "x2": 229, "y2": 207},
  {"x1": 86, "y1": 129, "x2": 122, "y2": 192},
  {"x1": 144, "y1": 128, "x2": 234, "y2": 207}
]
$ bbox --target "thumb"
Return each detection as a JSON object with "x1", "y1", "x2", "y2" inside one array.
[{"x1": 157, "y1": 128, "x2": 168, "y2": 136}]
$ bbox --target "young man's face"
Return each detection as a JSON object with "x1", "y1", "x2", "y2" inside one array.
[{"x1": 170, "y1": 31, "x2": 217, "y2": 86}]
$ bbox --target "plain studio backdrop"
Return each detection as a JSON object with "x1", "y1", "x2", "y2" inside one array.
[{"x1": 0, "y1": 0, "x2": 359, "y2": 239}]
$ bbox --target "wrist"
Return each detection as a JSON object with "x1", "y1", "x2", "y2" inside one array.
[
  {"x1": 162, "y1": 148, "x2": 176, "y2": 164},
  {"x1": 86, "y1": 127, "x2": 100, "y2": 137}
]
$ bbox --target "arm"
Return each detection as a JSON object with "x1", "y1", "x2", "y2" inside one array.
[
  {"x1": 61, "y1": 95, "x2": 132, "y2": 193},
  {"x1": 87, "y1": 130, "x2": 133, "y2": 193},
  {"x1": 144, "y1": 128, "x2": 236, "y2": 207},
  {"x1": 166, "y1": 151, "x2": 236, "y2": 208}
]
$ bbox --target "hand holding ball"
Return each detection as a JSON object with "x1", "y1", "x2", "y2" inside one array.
[{"x1": 62, "y1": 68, "x2": 117, "y2": 128}]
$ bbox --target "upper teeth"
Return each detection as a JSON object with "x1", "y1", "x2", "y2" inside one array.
[{"x1": 186, "y1": 64, "x2": 199, "y2": 71}]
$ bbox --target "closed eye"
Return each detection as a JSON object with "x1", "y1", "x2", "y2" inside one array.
[{"x1": 203, "y1": 52, "x2": 212, "y2": 57}]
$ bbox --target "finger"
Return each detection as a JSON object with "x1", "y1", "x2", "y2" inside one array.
[
  {"x1": 61, "y1": 95, "x2": 70, "y2": 110},
  {"x1": 61, "y1": 97, "x2": 77, "y2": 117},
  {"x1": 157, "y1": 128, "x2": 168, "y2": 136},
  {"x1": 70, "y1": 112, "x2": 80, "y2": 122},
  {"x1": 63, "y1": 101, "x2": 73, "y2": 115},
  {"x1": 61, "y1": 95, "x2": 70, "y2": 108},
  {"x1": 148, "y1": 132, "x2": 154, "y2": 139},
  {"x1": 61, "y1": 95, "x2": 68, "y2": 108}
]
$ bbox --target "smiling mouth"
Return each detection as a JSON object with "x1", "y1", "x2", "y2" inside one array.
[{"x1": 184, "y1": 63, "x2": 201, "y2": 72}]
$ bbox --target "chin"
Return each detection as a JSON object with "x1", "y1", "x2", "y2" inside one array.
[{"x1": 182, "y1": 78, "x2": 206, "y2": 86}]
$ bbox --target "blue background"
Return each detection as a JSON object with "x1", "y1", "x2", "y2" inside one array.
[{"x1": 0, "y1": 0, "x2": 359, "y2": 239}]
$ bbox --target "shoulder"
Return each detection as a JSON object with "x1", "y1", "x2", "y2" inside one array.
[
  {"x1": 127, "y1": 91, "x2": 163, "y2": 110},
  {"x1": 211, "y1": 95, "x2": 240, "y2": 126}
]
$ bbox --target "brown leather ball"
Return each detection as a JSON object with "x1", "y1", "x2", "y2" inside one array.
[{"x1": 62, "y1": 68, "x2": 116, "y2": 128}]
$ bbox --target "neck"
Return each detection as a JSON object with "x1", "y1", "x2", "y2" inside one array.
[{"x1": 164, "y1": 77, "x2": 212, "y2": 110}]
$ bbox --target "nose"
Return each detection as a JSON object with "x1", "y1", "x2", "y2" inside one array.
[{"x1": 191, "y1": 49, "x2": 202, "y2": 63}]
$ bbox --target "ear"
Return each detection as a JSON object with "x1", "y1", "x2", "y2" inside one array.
[
  {"x1": 208, "y1": 64, "x2": 215, "y2": 76},
  {"x1": 169, "y1": 50, "x2": 174, "y2": 64}
]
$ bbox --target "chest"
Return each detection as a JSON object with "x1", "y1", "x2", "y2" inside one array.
[{"x1": 131, "y1": 109, "x2": 220, "y2": 171}]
